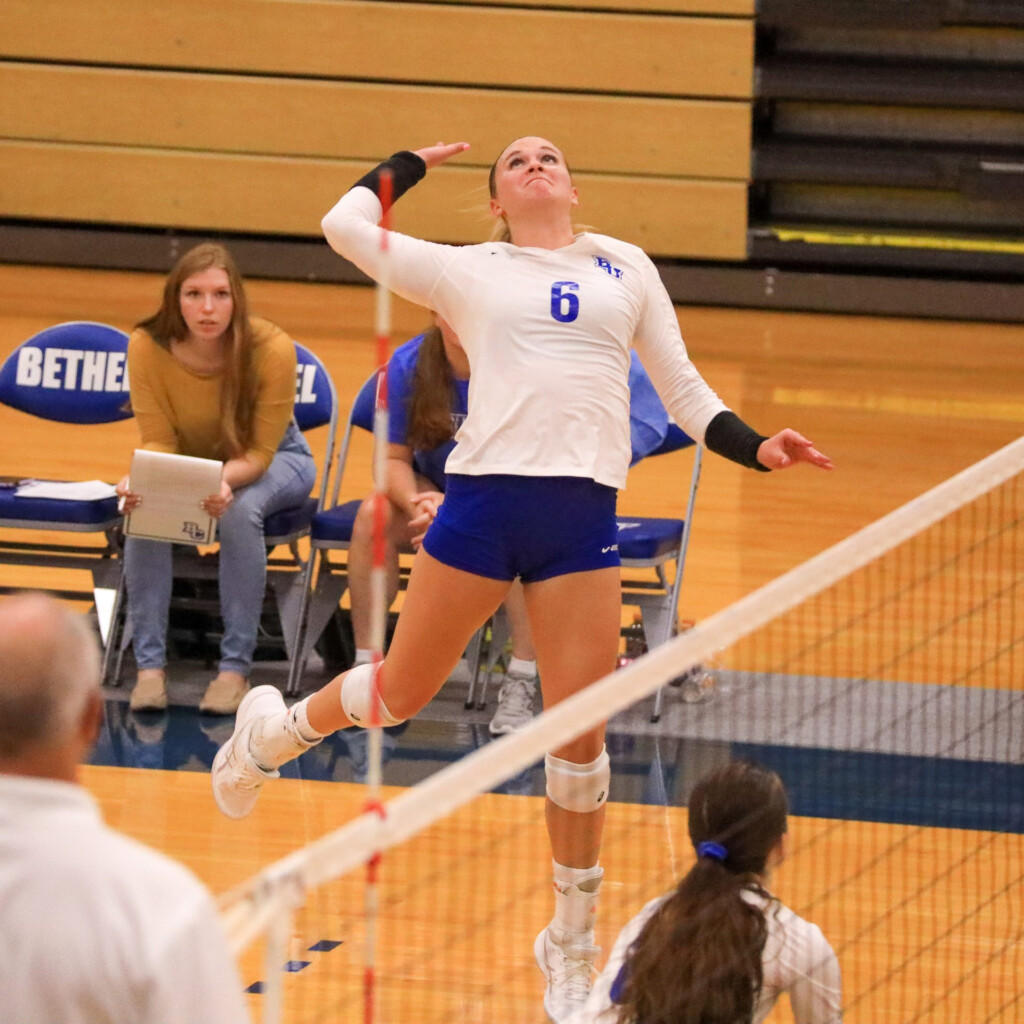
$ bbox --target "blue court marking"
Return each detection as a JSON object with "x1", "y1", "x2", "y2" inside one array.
[
  {"x1": 244, "y1": 939, "x2": 343, "y2": 994},
  {"x1": 308, "y1": 939, "x2": 343, "y2": 952},
  {"x1": 731, "y1": 742, "x2": 1024, "y2": 834}
]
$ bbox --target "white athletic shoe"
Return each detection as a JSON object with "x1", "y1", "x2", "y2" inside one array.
[
  {"x1": 488, "y1": 672, "x2": 537, "y2": 735},
  {"x1": 534, "y1": 927, "x2": 600, "y2": 1023},
  {"x1": 211, "y1": 685, "x2": 285, "y2": 820}
]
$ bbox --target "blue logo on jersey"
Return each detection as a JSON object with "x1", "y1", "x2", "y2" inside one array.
[{"x1": 593, "y1": 256, "x2": 624, "y2": 280}]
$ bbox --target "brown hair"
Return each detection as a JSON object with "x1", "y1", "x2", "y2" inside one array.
[
  {"x1": 136, "y1": 242, "x2": 257, "y2": 458},
  {"x1": 615, "y1": 761, "x2": 789, "y2": 1024},
  {"x1": 406, "y1": 325, "x2": 458, "y2": 450}
]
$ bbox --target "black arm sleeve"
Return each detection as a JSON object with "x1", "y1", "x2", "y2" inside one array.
[
  {"x1": 351, "y1": 151, "x2": 427, "y2": 204},
  {"x1": 704, "y1": 410, "x2": 771, "y2": 471}
]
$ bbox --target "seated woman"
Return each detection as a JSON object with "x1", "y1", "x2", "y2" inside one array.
[
  {"x1": 117, "y1": 243, "x2": 317, "y2": 714},
  {"x1": 346, "y1": 315, "x2": 679, "y2": 735}
]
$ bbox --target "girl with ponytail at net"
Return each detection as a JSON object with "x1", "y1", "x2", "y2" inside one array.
[{"x1": 567, "y1": 761, "x2": 842, "y2": 1024}]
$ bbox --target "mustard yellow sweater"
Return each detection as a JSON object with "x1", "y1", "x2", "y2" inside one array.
[{"x1": 127, "y1": 318, "x2": 296, "y2": 472}]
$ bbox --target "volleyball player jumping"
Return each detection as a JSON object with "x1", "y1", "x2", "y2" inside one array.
[{"x1": 212, "y1": 137, "x2": 833, "y2": 1022}]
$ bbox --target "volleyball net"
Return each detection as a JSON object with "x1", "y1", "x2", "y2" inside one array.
[{"x1": 219, "y1": 435, "x2": 1023, "y2": 1024}]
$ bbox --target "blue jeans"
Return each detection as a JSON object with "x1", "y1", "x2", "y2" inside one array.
[{"x1": 124, "y1": 423, "x2": 317, "y2": 675}]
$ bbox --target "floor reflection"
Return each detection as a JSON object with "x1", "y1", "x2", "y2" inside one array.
[{"x1": 91, "y1": 697, "x2": 1024, "y2": 832}]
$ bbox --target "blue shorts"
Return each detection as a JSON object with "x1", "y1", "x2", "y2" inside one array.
[{"x1": 422, "y1": 474, "x2": 620, "y2": 583}]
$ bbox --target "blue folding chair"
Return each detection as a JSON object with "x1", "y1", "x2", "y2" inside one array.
[
  {"x1": 286, "y1": 371, "x2": 377, "y2": 695},
  {"x1": 261, "y1": 342, "x2": 339, "y2": 660},
  {"x1": 0, "y1": 321, "x2": 132, "y2": 679}
]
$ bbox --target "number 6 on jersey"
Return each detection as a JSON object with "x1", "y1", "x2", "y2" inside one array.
[{"x1": 550, "y1": 281, "x2": 580, "y2": 323}]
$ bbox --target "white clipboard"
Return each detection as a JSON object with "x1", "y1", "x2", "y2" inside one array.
[{"x1": 124, "y1": 450, "x2": 223, "y2": 545}]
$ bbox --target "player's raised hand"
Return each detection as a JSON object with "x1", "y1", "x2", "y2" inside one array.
[
  {"x1": 757, "y1": 429, "x2": 834, "y2": 471},
  {"x1": 414, "y1": 141, "x2": 470, "y2": 169}
]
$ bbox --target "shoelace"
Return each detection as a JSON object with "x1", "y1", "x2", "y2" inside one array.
[
  {"x1": 551, "y1": 944, "x2": 597, "y2": 1006},
  {"x1": 498, "y1": 676, "x2": 534, "y2": 714},
  {"x1": 231, "y1": 759, "x2": 266, "y2": 791},
  {"x1": 227, "y1": 733, "x2": 270, "y2": 789}
]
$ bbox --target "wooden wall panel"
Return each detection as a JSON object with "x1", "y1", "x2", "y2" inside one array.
[
  {"x1": 0, "y1": 63, "x2": 752, "y2": 181},
  {"x1": 0, "y1": 141, "x2": 749, "y2": 259},
  {"x1": 0, "y1": 0, "x2": 754, "y2": 261},
  {"x1": 0, "y1": 0, "x2": 754, "y2": 99}
]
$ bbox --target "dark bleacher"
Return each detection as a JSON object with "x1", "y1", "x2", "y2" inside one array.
[{"x1": 752, "y1": 0, "x2": 1024, "y2": 288}]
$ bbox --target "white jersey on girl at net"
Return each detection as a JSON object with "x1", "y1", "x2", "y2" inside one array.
[{"x1": 564, "y1": 891, "x2": 842, "y2": 1024}]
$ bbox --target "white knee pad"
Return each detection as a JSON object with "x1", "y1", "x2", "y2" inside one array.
[
  {"x1": 340, "y1": 662, "x2": 404, "y2": 728},
  {"x1": 545, "y1": 746, "x2": 611, "y2": 813}
]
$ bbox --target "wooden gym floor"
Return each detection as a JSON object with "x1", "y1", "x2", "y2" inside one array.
[{"x1": 2, "y1": 263, "x2": 1022, "y2": 1022}]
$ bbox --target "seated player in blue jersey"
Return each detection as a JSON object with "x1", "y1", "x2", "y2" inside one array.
[
  {"x1": 346, "y1": 315, "x2": 540, "y2": 736},
  {"x1": 346, "y1": 316, "x2": 674, "y2": 736}
]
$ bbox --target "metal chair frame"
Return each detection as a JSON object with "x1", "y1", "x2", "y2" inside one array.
[{"x1": 617, "y1": 434, "x2": 703, "y2": 721}]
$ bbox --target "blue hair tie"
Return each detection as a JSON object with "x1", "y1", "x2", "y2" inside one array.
[{"x1": 696, "y1": 841, "x2": 728, "y2": 862}]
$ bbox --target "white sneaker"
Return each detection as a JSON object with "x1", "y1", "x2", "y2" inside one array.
[
  {"x1": 534, "y1": 927, "x2": 599, "y2": 1023},
  {"x1": 211, "y1": 685, "x2": 285, "y2": 820},
  {"x1": 489, "y1": 672, "x2": 537, "y2": 735}
]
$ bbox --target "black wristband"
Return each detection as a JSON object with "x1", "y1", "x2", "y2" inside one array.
[
  {"x1": 351, "y1": 151, "x2": 427, "y2": 204},
  {"x1": 704, "y1": 410, "x2": 770, "y2": 472}
]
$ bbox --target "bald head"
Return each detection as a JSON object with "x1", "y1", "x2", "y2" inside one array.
[{"x1": 0, "y1": 593, "x2": 101, "y2": 765}]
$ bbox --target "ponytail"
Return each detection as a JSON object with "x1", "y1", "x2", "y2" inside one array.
[
  {"x1": 617, "y1": 860, "x2": 770, "y2": 1024},
  {"x1": 615, "y1": 762, "x2": 788, "y2": 1024}
]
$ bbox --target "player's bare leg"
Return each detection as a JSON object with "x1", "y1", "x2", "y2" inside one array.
[
  {"x1": 212, "y1": 549, "x2": 510, "y2": 818},
  {"x1": 524, "y1": 566, "x2": 621, "y2": 1022}
]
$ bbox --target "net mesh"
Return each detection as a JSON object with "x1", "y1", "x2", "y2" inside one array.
[{"x1": 220, "y1": 437, "x2": 1023, "y2": 1024}]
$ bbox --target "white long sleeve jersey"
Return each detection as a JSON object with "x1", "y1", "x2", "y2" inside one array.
[
  {"x1": 566, "y1": 892, "x2": 843, "y2": 1024},
  {"x1": 323, "y1": 188, "x2": 728, "y2": 489}
]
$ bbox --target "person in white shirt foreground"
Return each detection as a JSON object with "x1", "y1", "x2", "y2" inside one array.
[
  {"x1": 212, "y1": 136, "x2": 834, "y2": 1022},
  {"x1": 566, "y1": 760, "x2": 842, "y2": 1024},
  {"x1": 0, "y1": 592, "x2": 250, "y2": 1024}
]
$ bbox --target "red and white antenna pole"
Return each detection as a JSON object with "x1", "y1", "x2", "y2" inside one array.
[{"x1": 363, "y1": 166, "x2": 393, "y2": 1024}]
